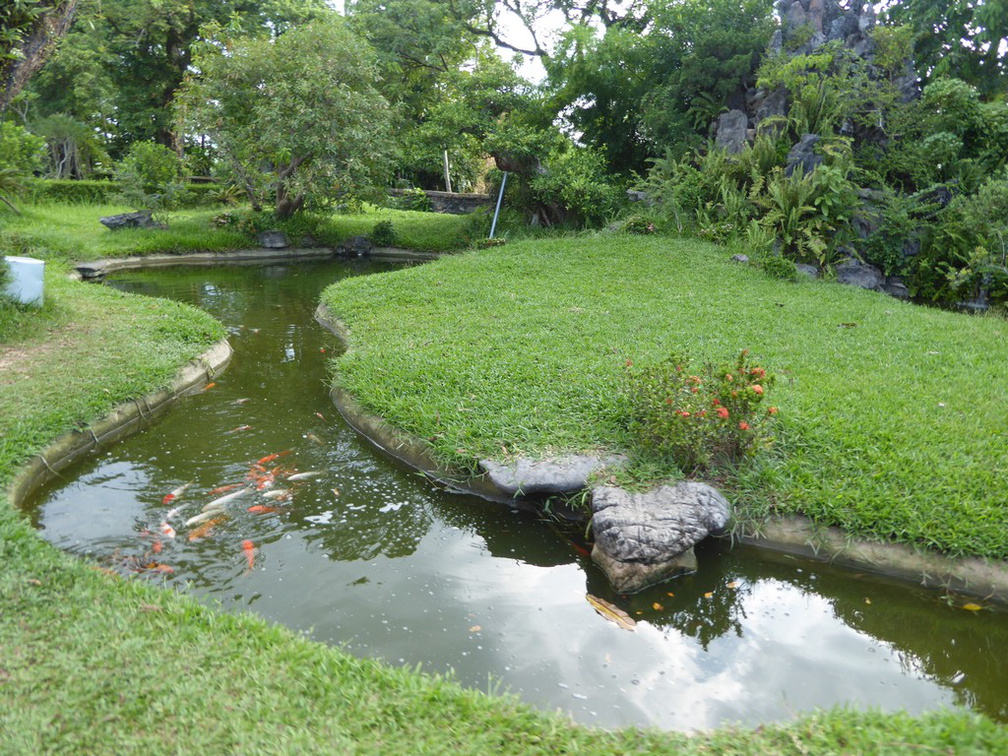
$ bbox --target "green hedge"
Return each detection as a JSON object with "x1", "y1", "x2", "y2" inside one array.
[{"x1": 23, "y1": 178, "x2": 222, "y2": 208}]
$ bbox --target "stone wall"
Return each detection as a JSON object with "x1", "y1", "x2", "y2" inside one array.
[{"x1": 388, "y1": 189, "x2": 492, "y2": 215}]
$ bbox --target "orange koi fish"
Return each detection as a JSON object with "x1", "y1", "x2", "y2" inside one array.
[
  {"x1": 207, "y1": 483, "x2": 243, "y2": 496},
  {"x1": 159, "y1": 521, "x2": 176, "y2": 539},
  {"x1": 203, "y1": 382, "x2": 216, "y2": 391},
  {"x1": 247, "y1": 505, "x2": 279, "y2": 515},
  {"x1": 241, "y1": 539, "x2": 255, "y2": 571},
  {"x1": 187, "y1": 516, "x2": 226, "y2": 541}
]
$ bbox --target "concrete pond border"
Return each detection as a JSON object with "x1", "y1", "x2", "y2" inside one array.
[
  {"x1": 314, "y1": 305, "x2": 1008, "y2": 605},
  {"x1": 8, "y1": 339, "x2": 232, "y2": 508}
]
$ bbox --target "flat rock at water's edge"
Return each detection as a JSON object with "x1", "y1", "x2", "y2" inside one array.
[{"x1": 479, "y1": 455, "x2": 625, "y2": 497}]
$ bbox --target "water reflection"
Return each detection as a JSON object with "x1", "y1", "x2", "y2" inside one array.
[{"x1": 22, "y1": 260, "x2": 1008, "y2": 731}]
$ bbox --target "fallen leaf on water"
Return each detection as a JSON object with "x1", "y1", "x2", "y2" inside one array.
[
  {"x1": 962, "y1": 603, "x2": 983, "y2": 612},
  {"x1": 469, "y1": 625, "x2": 481, "y2": 633},
  {"x1": 865, "y1": 598, "x2": 872, "y2": 605},
  {"x1": 666, "y1": 592, "x2": 675, "y2": 597},
  {"x1": 703, "y1": 592, "x2": 713, "y2": 599},
  {"x1": 585, "y1": 594, "x2": 636, "y2": 631},
  {"x1": 652, "y1": 602, "x2": 663, "y2": 611}
]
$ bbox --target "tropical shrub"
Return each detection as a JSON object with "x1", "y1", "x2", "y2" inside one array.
[
  {"x1": 371, "y1": 220, "x2": 396, "y2": 247},
  {"x1": 624, "y1": 350, "x2": 777, "y2": 474},
  {"x1": 115, "y1": 141, "x2": 188, "y2": 218}
]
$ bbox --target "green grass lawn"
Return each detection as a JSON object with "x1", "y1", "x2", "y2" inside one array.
[
  {"x1": 0, "y1": 202, "x2": 478, "y2": 264},
  {"x1": 321, "y1": 234, "x2": 1008, "y2": 559},
  {"x1": 2, "y1": 207, "x2": 1006, "y2": 752}
]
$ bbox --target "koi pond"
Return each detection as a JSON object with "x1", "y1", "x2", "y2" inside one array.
[{"x1": 24, "y1": 259, "x2": 1008, "y2": 731}]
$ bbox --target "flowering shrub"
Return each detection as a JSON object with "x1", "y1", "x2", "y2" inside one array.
[{"x1": 623, "y1": 350, "x2": 777, "y2": 473}]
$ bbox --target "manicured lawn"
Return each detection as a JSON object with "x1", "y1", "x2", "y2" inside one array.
[
  {"x1": 0, "y1": 202, "x2": 478, "y2": 264},
  {"x1": 2, "y1": 209, "x2": 1005, "y2": 752},
  {"x1": 321, "y1": 234, "x2": 1008, "y2": 559}
]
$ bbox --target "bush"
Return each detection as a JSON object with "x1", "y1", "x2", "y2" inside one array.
[
  {"x1": 393, "y1": 187, "x2": 432, "y2": 212},
  {"x1": 624, "y1": 350, "x2": 777, "y2": 474},
  {"x1": 0, "y1": 122, "x2": 45, "y2": 175},
  {"x1": 759, "y1": 253, "x2": 800, "y2": 281},
  {"x1": 371, "y1": 220, "x2": 396, "y2": 247},
  {"x1": 115, "y1": 142, "x2": 188, "y2": 217},
  {"x1": 21, "y1": 178, "x2": 220, "y2": 207},
  {"x1": 622, "y1": 215, "x2": 657, "y2": 234}
]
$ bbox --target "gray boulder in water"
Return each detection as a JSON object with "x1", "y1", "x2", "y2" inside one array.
[{"x1": 590, "y1": 482, "x2": 730, "y2": 592}]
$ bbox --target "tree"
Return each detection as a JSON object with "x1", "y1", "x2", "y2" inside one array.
[
  {"x1": 1, "y1": 0, "x2": 78, "y2": 112},
  {"x1": 884, "y1": 0, "x2": 1008, "y2": 99},
  {"x1": 545, "y1": 0, "x2": 774, "y2": 172},
  {"x1": 26, "y1": 0, "x2": 334, "y2": 156},
  {"x1": 349, "y1": 0, "x2": 537, "y2": 191},
  {"x1": 178, "y1": 20, "x2": 394, "y2": 218}
]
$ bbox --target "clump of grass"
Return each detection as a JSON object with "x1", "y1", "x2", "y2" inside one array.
[{"x1": 321, "y1": 235, "x2": 1008, "y2": 559}]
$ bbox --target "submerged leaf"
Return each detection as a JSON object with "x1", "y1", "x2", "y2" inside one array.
[
  {"x1": 962, "y1": 603, "x2": 983, "y2": 612},
  {"x1": 586, "y1": 594, "x2": 636, "y2": 631}
]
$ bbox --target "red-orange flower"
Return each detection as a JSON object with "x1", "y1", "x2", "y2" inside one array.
[
  {"x1": 768, "y1": 406, "x2": 778, "y2": 415},
  {"x1": 752, "y1": 384, "x2": 764, "y2": 395},
  {"x1": 739, "y1": 422, "x2": 750, "y2": 430},
  {"x1": 716, "y1": 407, "x2": 730, "y2": 419},
  {"x1": 751, "y1": 367, "x2": 765, "y2": 378}
]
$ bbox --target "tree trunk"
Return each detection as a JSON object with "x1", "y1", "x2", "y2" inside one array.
[{"x1": 1, "y1": 1, "x2": 79, "y2": 113}]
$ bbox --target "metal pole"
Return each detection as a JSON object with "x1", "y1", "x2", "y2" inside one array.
[
  {"x1": 489, "y1": 171, "x2": 508, "y2": 239},
  {"x1": 442, "y1": 149, "x2": 452, "y2": 193}
]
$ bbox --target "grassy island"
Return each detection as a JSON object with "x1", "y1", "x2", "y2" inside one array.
[
  {"x1": 2, "y1": 207, "x2": 1006, "y2": 752},
  {"x1": 320, "y1": 234, "x2": 1008, "y2": 560}
]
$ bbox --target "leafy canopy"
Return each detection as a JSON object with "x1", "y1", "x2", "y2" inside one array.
[{"x1": 178, "y1": 19, "x2": 394, "y2": 218}]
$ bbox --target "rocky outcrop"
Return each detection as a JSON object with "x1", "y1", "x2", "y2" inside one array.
[
  {"x1": 590, "y1": 482, "x2": 731, "y2": 592},
  {"x1": 785, "y1": 134, "x2": 824, "y2": 177},
  {"x1": 714, "y1": 109, "x2": 751, "y2": 154}
]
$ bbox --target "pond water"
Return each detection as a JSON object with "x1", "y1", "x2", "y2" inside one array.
[{"x1": 23, "y1": 260, "x2": 1008, "y2": 731}]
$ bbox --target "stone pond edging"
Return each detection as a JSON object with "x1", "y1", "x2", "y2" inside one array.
[
  {"x1": 73, "y1": 246, "x2": 439, "y2": 280},
  {"x1": 314, "y1": 305, "x2": 1008, "y2": 604},
  {"x1": 7, "y1": 339, "x2": 232, "y2": 509}
]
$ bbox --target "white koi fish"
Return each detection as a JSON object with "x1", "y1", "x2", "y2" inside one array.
[
  {"x1": 162, "y1": 481, "x2": 193, "y2": 507},
  {"x1": 287, "y1": 471, "x2": 322, "y2": 481},
  {"x1": 201, "y1": 486, "x2": 253, "y2": 512}
]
